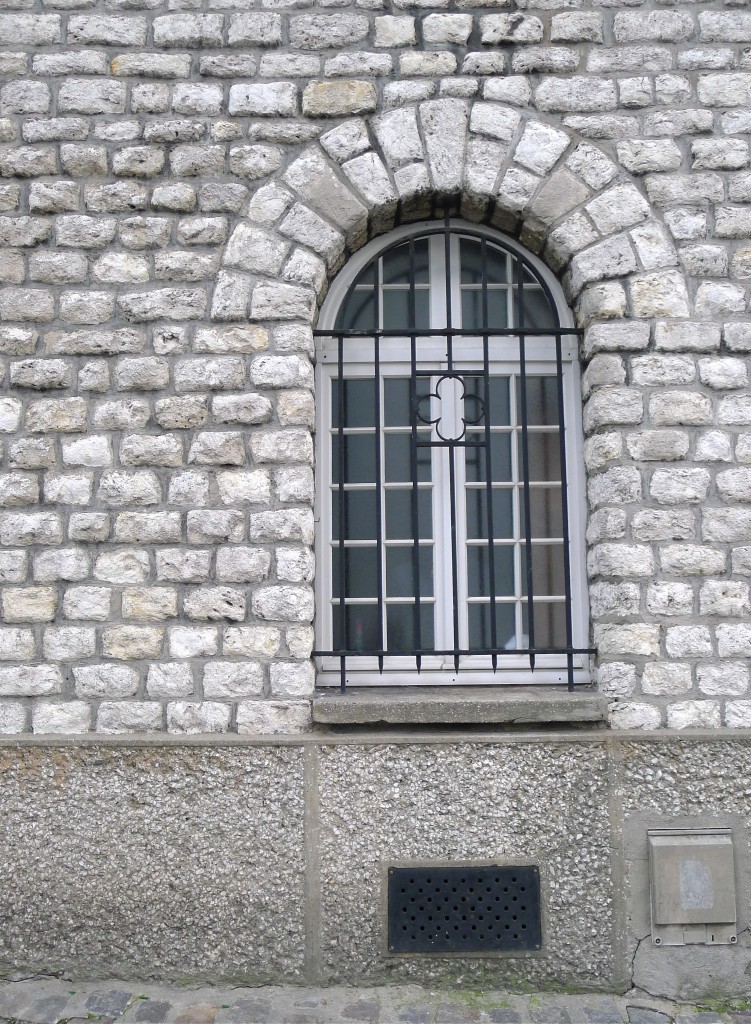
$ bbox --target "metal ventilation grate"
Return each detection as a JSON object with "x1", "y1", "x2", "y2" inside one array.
[{"x1": 387, "y1": 864, "x2": 541, "y2": 955}]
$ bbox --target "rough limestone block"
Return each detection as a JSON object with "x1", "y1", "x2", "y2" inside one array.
[
  {"x1": 302, "y1": 82, "x2": 376, "y2": 118},
  {"x1": 666, "y1": 700, "x2": 721, "y2": 730},
  {"x1": 96, "y1": 702, "x2": 163, "y2": 733},
  {"x1": 0, "y1": 665, "x2": 61, "y2": 696},
  {"x1": 608, "y1": 703, "x2": 661, "y2": 730},
  {"x1": 236, "y1": 700, "x2": 312, "y2": 735},
  {"x1": 643, "y1": 663, "x2": 692, "y2": 696},
  {"x1": 203, "y1": 662, "x2": 265, "y2": 698},
  {"x1": 480, "y1": 14, "x2": 543, "y2": 44},
  {"x1": 167, "y1": 701, "x2": 230, "y2": 734},
  {"x1": 1, "y1": 587, "x2": 56, "y2": 623},
  {"x1": 33, "y1": 702, "x2": 92, "y2": 734}
]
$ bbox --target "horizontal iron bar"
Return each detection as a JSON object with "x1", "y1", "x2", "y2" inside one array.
[
  {"x1": 416, "y1": 440, "x2": 487, "y2": 448},
  {"x1": 315, "y1": 328, "x2": 582, "y2": 338},
  {"x1": 314, "y1": 647, "x2": 597, "y2": 657}
]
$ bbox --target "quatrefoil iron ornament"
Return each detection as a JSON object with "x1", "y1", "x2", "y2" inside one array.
[{"x1": 415, "y1": 374, "x2": 485, "y2": 443}]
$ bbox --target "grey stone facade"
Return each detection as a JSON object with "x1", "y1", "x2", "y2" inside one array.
[
  {"x1": 1, "y1": 1, "x2": 751, "y2": 730},
  {"x1": 2, "y1": 0, "x2": 751, "y2": 1000}
]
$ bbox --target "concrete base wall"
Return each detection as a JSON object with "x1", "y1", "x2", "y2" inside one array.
[{"x1": 1, "y1": 731, "x2": 749, "y2": 1000}]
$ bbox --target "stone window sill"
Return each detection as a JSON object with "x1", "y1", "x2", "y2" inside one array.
[{"x1": 312, "y1": 686, "x2": 609, "y2": 728}]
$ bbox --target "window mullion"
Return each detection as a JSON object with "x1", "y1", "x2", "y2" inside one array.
[
  {"x1": 450, "y1": 230, "x2": 470, "y2": 666},
  {"x1": 408, "y1": 237, "x2": 423, "y2": 670},
  {"x1": 374, "y1": 261, "x2": 385, "y2": 672}
]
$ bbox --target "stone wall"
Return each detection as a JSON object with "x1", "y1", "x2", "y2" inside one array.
[{"x1": 1, "y1": 0, "x2": 751, "y2": 732}]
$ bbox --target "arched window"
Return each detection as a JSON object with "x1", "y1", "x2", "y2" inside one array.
[{"x1": 314, "y1": 219, "x2": 590, "y2": 689}]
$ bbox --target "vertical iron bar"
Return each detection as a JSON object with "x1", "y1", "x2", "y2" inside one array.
[
  {"x1": 444, "y1": 213, "x2": 460, "y2": 672},
  {"x1": 444, "y1": 211, "x2": 453, "y2": 332},
  {"x1": 481, "y1": 238, "x2": 498, "y2": 671},
  {"x1": 516, "y1": 259, "x2": 536, "y2": 671},
  {"x1": 374, "y1": 257, "x2": 384, "y2": 674},
  {"x1": 409, "y1": 238, "x2": 422, "y2": 671},
  {"x1": 337, "y1": 332, "x2": 347, "y2": 691},
  {"x1": 555, "y1": 332, "x2": 575, "y2": 690},
  {"x1": 448, "y1": 449, "x2": 461, "y2": 674}
]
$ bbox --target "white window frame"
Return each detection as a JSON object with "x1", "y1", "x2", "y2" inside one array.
[{"x1": 314, "y1": 220, "x2": 589, "y2": 687}]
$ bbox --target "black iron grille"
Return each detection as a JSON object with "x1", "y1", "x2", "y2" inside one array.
[
  {"x1": 387, "y1": 864, "x2": 542, "y2": 954},
  {"x1": 314, "y1": 215, "x2": 595, "y2": 690}
]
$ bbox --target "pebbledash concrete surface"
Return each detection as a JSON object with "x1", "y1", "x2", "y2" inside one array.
[
  {"x1": 2, "y1": 0, "x2": 751, "y2": 1001},
  {"x1": 2, "y1": 733, "x2": 751, "y2": 1000}
]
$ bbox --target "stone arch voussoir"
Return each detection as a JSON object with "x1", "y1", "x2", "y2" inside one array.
[{"x1": 213, "y1": 98, "x2": 692, "y2": 364}]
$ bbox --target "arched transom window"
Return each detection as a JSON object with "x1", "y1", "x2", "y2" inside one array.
[{"x1": 314, "y1": 220, "x2": 590, "y2": 689}]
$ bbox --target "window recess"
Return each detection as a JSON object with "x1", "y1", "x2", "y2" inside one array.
[{"x1": 314, "y1": 218, "x2": 594, "y2": 692}]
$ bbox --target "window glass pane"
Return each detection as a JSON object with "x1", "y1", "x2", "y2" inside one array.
[
  {"x1": 384, "y1": 378, "x2": 430, "y2": 427},
  {"x1": 522, "y1": 601, "x2": 567, "y2": 648},
  {"x1": 339, "y1": 288, "x2": 375, "y2": 331},
  {"x1": 384, "y1": 433, "x2": 431, "y2": 482},
  {"x1": 332, "y1": 379, "x2": 376, "y2": 429},
  {"x1": 466, "y1": 545, "x2": 515, "y2": 598},
  {"x1": 357, "y1": 262, "x2": 376, "y2": 285},
  {"x1": 386, "y1": 489, "x2": 432, "y2": 540},
  {"x1": 333, "y1": 604, "x2": 380, "y2": 652},
  {"x1": 382, "y1": 288, "x2": 429, "y2": 331},
  {"x1": 386, "y1": 603, "x2": 434, "y2": 652},
  {"x1": 519, "y1": 487, "x2": 563, "y2": 538},
  {"x1": 386, "y1": 545, "x2": 434, "y2": 598},
  {"x1": 332, "y1": 434, "x2": 376, "y2": 484},
  {"x1": 468, "y1": 603, "x2": 517, "y2": 651},
  {"x1": 522, "y1": 288, "x2": 557, "y2": 330},
  {"x1": 332, "y1": 489, "x2": 377, "y2": 541},
  {"x1": 461, "y1": 289, "x2": 507, "y2": 331},
  {"x1": 464, "y1": 432, "x2": 512, "y2": 484},
  {"x1": 464, "y1": 377, "x2": 511, "y2": 427},
  {"x1": 331, "y1": 547, "x2": 379, "y2": 600},
  {"x1": 517, "y1": 377, "x2": 560, "y2": 426},
  {"x1": 465, "y1": 487, "x2": 514, "y2": 540},
  {"x1": 521, "y1": 543, "x2": 565, "y2": 597},
  {"x1": 382, "y1": 239, "x2": 429, "y2": 285},
  {"x1": 460, "y1": 238, "x2": 509, "y2": 285},
  {"x1": 524, "y1": 431, "x2": 561, "y2": 483}
]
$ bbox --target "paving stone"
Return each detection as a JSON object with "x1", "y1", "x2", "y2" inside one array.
[
  {"x1": 128, "y1": 998, "x2": 175, "y2": 1022},
  {"x1": 627, "y1": 1009, "x2": 673, "y2": 1024},
  {"x1": 278, "y1": 1015, "x2": 325, "y2": 1024},
  {"x1": 529, "y1": 1004, "x2": 572, "y2": 1024},
  {"x1": 341, "y1": 999, "x2": 380, "y2": 1021},
  {"x1": 66, "y1": 1019, "x2": 116, "y2": 1024},
  {"x1": 392, "y1": 1008, "x2": 431, "y2": 1024},
  {"x1": 174, "y1": 1005, "x2": 219, "y2": 1024},
  {"x1": 215, "y1": 997, "x2": 274, "y2": 1023},
  {"x1": 24, "y1": 995, "x2": 71, "y2": 1024},
  {"x1": 675, "y1": 1016, "x2": 726, "y2": 1024},
  {"x1": 582, "y1": 1001, "x2": 626, "y2": 1024},
  {"x1": 85, "y1": 990, "x2": 133, "y2": 1016},
  {"x1": 437, "y1": 1003, "x2": 482, "y2": 1023},
  {"x1": 487, "y1": 1010, "x2": 524, "y2": 1024}
]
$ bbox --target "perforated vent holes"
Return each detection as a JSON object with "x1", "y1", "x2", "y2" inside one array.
[{"x1": 387, "y1": 864, "x2": 542, "y2": 955}]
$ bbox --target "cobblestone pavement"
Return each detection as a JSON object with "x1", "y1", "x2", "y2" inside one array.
[{"x1": 0, "y1": 979, "x2": 749, "y2": 1024}]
